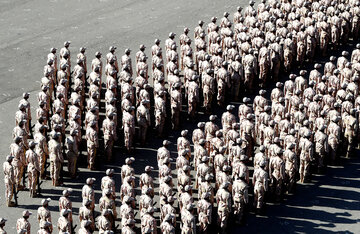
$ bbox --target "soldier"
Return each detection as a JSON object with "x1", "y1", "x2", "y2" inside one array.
[
  {"x1": 194, "y1": 139, "x2": 207, "y2": 170},
  {"x1": 181, "y1": 203, "x2": 196, "y2": 234},
  {"x1": 37, "y1": 198, "x2": 52, "y2": 232},
  {"x1": 38, "y1": 220, "x2": 52, "y2": 234},
  {"x1": 160, "y1": 214, "x2": 175, "y2": 234},
  {"x1": 43, "y1": 60, "x2": 54, "y2": 89},
  {"x1": 158, "y1": 160, "x2": 171, "y2": 186},
  {"x1": 26, "y1": 141, "x2": 40, "y2": 197},
  {"x1": 48, "y1": 47, "x2": 57, "y2": 74},
  {"x1": 284, "y1": 143, "x2": 297, "y2": 193},
  {"x1": 232, "y1": 169, "x2": 248, "y2": 224},
  {"x1": 82, "y1": 178, "x2": 96, "y2": 212},
  {"x1": 176, "y1": 150, "x2": 190, "y2": 175},
  {"x1": 319, "y1": 16, "x2": 331, "y2": 56},
  {"x1": 253, "y1": 159, "x2": 268, "y2": 211},
  {"x1": 152, "y1": 38, "x2": 162, "y2": 58},
  {"x1": 120, "y1": 196, "x2": 135, "y2": 228},
  {"x1": 161, "y1": 196, "x2": 176, "y2": 227},
  {"x1": 65, "y1": 129, "x2": 78, "y2": 179},
  {"x1": 214, "y1": 146, "x2": 228, "y2": 177},
  {"x1": 243, "y1": 49, "x2": 257, "y2": 93},
  {"x1": 159, "y1": 176, "x2": 173, "y2": 207},
  {"x1": 122, "y1": 219, "x2": 136, "y2": 234},
  {"x1": 253, "y1": 145, "x2": 266, "y2": 169},
  {"x1": 202, "y1": 69, "x2": 216, "y2": 113},
  {"x1": 74, "y1": 58, "x2": 86, "y2": 85},
  {"x1": 136, "y1": 44, "x2": 147, "y2": 64},
  {"x1": 3, "y1": 155, "x2": 15, "y2": 207},
  {"x1": 101, "y1": 169, "x2": 116, "y2": 199},
  {"x1": 103, "y1": 113, "x2": 116, "y2": 161},
  {"x1": 91, "y1": 51, "x2": 103, "y2": 77},
  {"x1": 240, "y1": 114, "x2": 255, "y2": 159},
  {"x1": 121, "y1": 48, "x2": 132, "y2": 76},
  {"x1": 77, "y1": 47, "x2": 87, "y2": 75},
  {"x1": 10, "y1": 136, "x2": 26, "y2": 190},
  {"x1": 86, "y1": 121, "x2": 98, "y2": 170},
  {"x1": 232, "y1": 151, "x2": 248, "y2": 183},
  {"x1": 140, "y1": 166, "x2": 154, "y2": 193},
  {"x1": 139, "y1": 187, "x2": 154, "y2": 218},
  {"x1": 171, "y1": 82, "x2": 182, "y2": 130},
  {"x1": 120, "y1": 176, "x2": 135, "y2": 201},
  {"x1": 283, "y1": 34, "x2": 295, "y2": 73},
  {"x1": 13, "y1": 120, "x2": 28, "y2": 151},
  {"x1": 56, "y1": 62, "x2": 68, "y2": 91},
  {"x1": 216, "y1": 61, "x2": 229, "y2": 106},
  {"x1": 19, "y1": 92, "x2": 32, "y2": 134},
  {"x1": 314, "y1": 125, "x2": 328, "y2": 172},
  {"x1": 136, "y1": 55, "x2": 149, "y2": 80},
  {"x1": 204, "y1": 115, "x2": 219, "y2": 153},
  {"x1": 165, "y1": 32, "x2": 176, "y2": 53},
  {"x1": 221, "y1": 105, "x2": 236, "y2": 142},
  {"x1": 79, "y1": 199, "x2": 95, "y2": 232},
  {"x1": 192, "y1": 122, "x2": 205, "y2": 147},
  {"x1": 195, "y1": 20, "x2": 205, "y2": 38},
  {"x1": 60, "y1": 40, "x2": 71, "y2": 61},
  {"x1": 344, "y1": 108, "x2": 358, "y2": 158},
  {"x1": 16, "y1": 210, "x2": 32, "y2": 234},
  {"x1": 157, "y1": 140, "x2": 171, "y2": 168},
  {"x1": 141, "y1": 207, "x2": 157, "y2": 234},
  {"x1": 229, "y1": 54, "x2": 243, "y2": 99},
  {"x1": 155, "y1": 91, "x2": 167, "y2": 137},
  {"x1": 299, "y1": 131, "x2": 314, "y2": 183},
  {"x1": 216, "y1": 182, "x2": 231, "y2": 232},
  {"x1": 136, "y1": 99, "x2": 151, "y2": 145},
  {"x1": 99, "y1": 189, "x2": 117, "y2": 227},
  {"x1": 269, "y1": 149, "x2": 285, "y2": 201},
  {"x1": 78, "y1": 220, "x2": 92, "y2": 234},
  {"x1": 16, "y1": 103, "x2": 29, "y2": 137},
  {"x1": 197, "y1": 192, "x2": 212, "y2": 233},
  {"x1": 59, "y1": 189, "x2": 73, "y2": 227},
  {"x1": 188, "y1": 75, "x2": 200, "y2": 119},
  {"x1": 106, "y1": 46, "x2": 119, "y2": 72},
  {"x1": 48, "y1": 131, "x2": 63, "y2": 186},
  {"x1": 38, "y1": 85, "x2": 50, "y2": 116},
  {"x1": 36, "y1": 101, "x2": 48, "y2": 127},
  {"x1": 177, "y1": 130, "x2": 191, "y2": 160},
  {"x1": 98, "y1": 209, "x2": 112, "y2": 233},
  {"x1": 122, "y1": 106, "x2": 136, "y2": 152},
  {"x1": 121, "y1": 157, "x2": 135, "y2": 183},
  {"x1": 57, "y1": 209, "x2": 71, "y2": 234},
  {"x1": 179, "y1": 184, "x2": 193, "y2": 211}
]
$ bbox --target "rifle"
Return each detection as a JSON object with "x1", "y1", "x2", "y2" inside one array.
[
  {"x1": 13, "y1": 186, "x2": 18, "y2": 206},
  {"x1": 22, "y1": 167, "x2": 27, "y2": 188},
  {"x1": 37, "y1": 171, "x2": 42, "y2": 194},
  {"x1": 60, "y1": 163, "x2": 64, "y2": 182},
  {"x1": 71, "y1": 224, "x2": 77, "y2": 233}
]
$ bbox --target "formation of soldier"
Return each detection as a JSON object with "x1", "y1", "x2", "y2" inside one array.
[{"x1": 3, "y1": 0, "x2": 360, "y2": 232}]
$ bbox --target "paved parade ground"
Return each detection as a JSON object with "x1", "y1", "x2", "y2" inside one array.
[{"x1": 0, "y1": 0, "x2": 360, "y2": 233}]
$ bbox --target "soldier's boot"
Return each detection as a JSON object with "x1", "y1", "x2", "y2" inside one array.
[
  {"x1": 17, "y1": 184, "x2": 25, "y2": 191},
  {"x1": 7, "y1": 200, "x2": 16, "y2": 207}
]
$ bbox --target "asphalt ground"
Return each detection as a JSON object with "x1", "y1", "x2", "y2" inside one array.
[{"x1": 0, "y1": 0, "x2": 359, "y2": 233}]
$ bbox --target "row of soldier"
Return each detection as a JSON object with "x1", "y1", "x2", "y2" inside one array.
[
  {"x1": 3, "y1": 0, "x2": 360, "y2": 232},
  {"x1": 7, "y1": 43, "x2": 360, "y2": 232}
]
